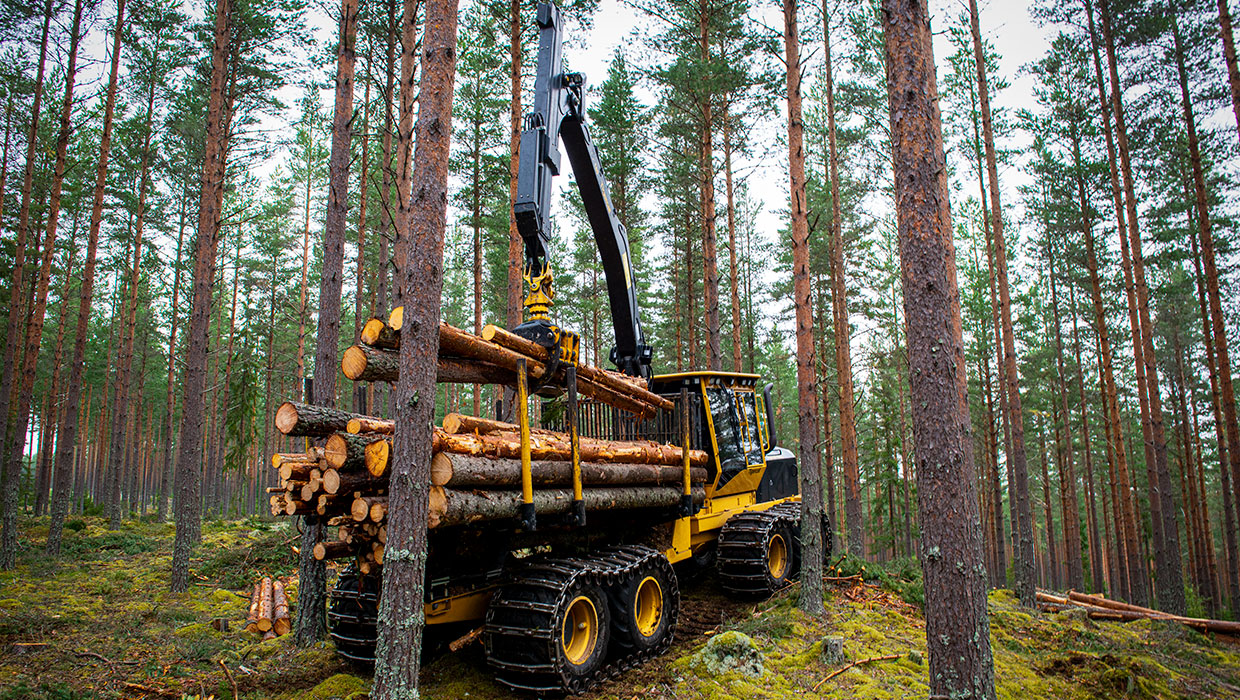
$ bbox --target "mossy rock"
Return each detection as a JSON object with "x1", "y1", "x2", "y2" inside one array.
[
  {"x1": 173, "y1": 623, "x2": 216, "y2": 640},
  {"x1": 692, "y1": 631, "x2": 764, "y2": 678},
  {"x1": 296, "y1": 673, "x2": 370, "y2": 700}
]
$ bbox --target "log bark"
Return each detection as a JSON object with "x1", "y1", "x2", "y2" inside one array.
[
  {"x1": 246, "y1": 582, "x2": 261, "y2": 633},
  {"x1": 272, "y1": 580, "x2": 290, "y2": 636},
  {"x1": 325, "y1": 432, "x2": 386, "y2": 470},
  {"x1": 480, "y1": 325, "x2": 670, "y2": 409},
  {"x1": 428, "y1": 485, "x2": 705, "y2": 529},
  {"x1": 884, "y1": 0, "x2": 996, "y2": 695},
  {"x1": 257, "y1": 578, "x2": 274, "y2": 632},
  {"x1": 361, "y1": 317, "x2": 400, "y2": 349},
  {"x1": 276, "y1": 402, "x2": 372, "y2": 437},
  {"x1": 429, "y1": 452, "x2": 706, "y2": 488},
  {"x1": 343, "y1": 345, "x2": 399, "y2": 382},
  {"x1": 435, "y1": 425, "x2": 706, "y2": 466},
  {"x1": 322, "y1": 468, "x2": 386, "y2": 495},
  {"x1": 348, "y1": 417, "x2": 394, "y2": 435},
  {"x1": 314, "y1": 540, "x2": 353, "y2": 560}
]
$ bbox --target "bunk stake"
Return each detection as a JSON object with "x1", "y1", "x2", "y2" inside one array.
[
  {"x1": 679, "y1": 387, "x2": 693, "y2": 517},
  {"x1": 567, "y1": 366, "x2": 585, "y2": 526},
  {"x1": 517, "y1": 358, "x2": 537, "y2": 531}
]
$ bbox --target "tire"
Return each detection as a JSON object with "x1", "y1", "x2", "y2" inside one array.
[
  {"x1": 717, "y1": 512, "x2": 798, "y2": 598},
  {"x1": 485, "y1": 559, "x2": 612, "y2": 695},
  {"x1": 608, "y1": 554, "x2": 679, "y2": 656}
]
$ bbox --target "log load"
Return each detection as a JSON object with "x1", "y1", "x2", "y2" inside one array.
[
  {"x1": 372, "y1": 312, "x2": 665, "y2": 417},
  {"x1": 348, "y1": 416, "x2": 394, "y2": 435},
  {"x1": 429, "y1": 452, "x2": 707, "y2": 489},
  {"x1": 428, "y1": 485, "x2": 705, "y2": 529},
  {"x1": 342, "y1": 344, "x2": 515, "y2": 386}
]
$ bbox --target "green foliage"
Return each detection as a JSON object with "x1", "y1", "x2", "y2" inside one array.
[
  {"x1": 60, "y1": 530, "x2": 159, "y2": 557},
  {"x1": 831, "y1": 555, "x2": 925, "y2": 606},
  {"x1": 0, "y1": 683, "x2": 91, "y2": 700},
  {"x1": 197, "y1": 525, "x2": 297, "y2": 588}
]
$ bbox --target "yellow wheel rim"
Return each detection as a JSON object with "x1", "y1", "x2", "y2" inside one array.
[
  {"x1": 633, "y1": 576, "x2": 663, "y2": 638},
  {"x1": 767, "y1": 533, "x2": 788, "y2": 579},
  {"x1": 561, "y1": 595, "x2": 598, "y2": 666}
]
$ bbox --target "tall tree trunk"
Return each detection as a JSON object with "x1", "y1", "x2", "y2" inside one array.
[
  {"x1": 1219, "y1": 0, "x2": 1240, "y2": 141},
  {"x1": 158, "y1": 194, "x2": 188, "y2": 521},
  {"x1": 969, "y1": 0, "x2": 1034, "y2": 606},
  {"x1": 35, "y1": 241, "x2": 77, "y2": 516},
  {"x1": 882, "y1": 1, "x2": 995, "y2": 694},
  {"x1": 782, "y1": 0, "x2": 825, "y2": 617},
  {"x1": 0, "y1": 0, "x2": 52, "y2": 503},
  {"x1": 505, "y1": 0, "x2": 523, "y2": 330},
  {"x1": 171, "y1": 0, "x2": 233, "y2": 593},
  {"x1": 355, "y1": 52, "x2": 373, "y2": 413},
  {"x1": 1172, "y1": 11, "x2": 1240, "y2": 618},
  {"x1": 723, "y1": 112, "x2": 742, "y2": 373},
  {"x1": 105, "y1": 68, "x2": 157, "y2": 529},
  {"x1": 372, "y1": 0, "x2": 458, "y2": 693},
  {"x1": 48, "y1": 0, "x2": 125, "y2": 554},
  {"x1": 1190, "y1": 222, "x2": 1240, "y2": 617},
  {"x1": 1038, "y1": 416, "x2": 1060, "y2": 590},
  {"x1": 1068, "y1": 277, "x2": 1105, "y2": 592},
  {"x1": 1100, "y1": 0, "x2": 1184, "y2": 613},
  {"x1": 1082, "y1": 0, "x2": 1148, "y2": 605},
  {"x1": 698, "y1": 0, "x2": 720, "y2": 372},
  {"x1": 1048, "y1": 238, "x2": 1084, "y2": 591},
  {"x1": 822, "y1": 6, "x2": 862, "y2": 558},
  {"x1": 0, "y1": 0, "x2": 83, "y2": 569},
  {"x1": 295, "y1": 0, "x2": 359, "y2": 644}
]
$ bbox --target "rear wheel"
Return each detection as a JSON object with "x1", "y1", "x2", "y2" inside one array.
[
  {"x1": 609, "y1": 553, "x2": 678, "y2": 656},
  {"x1": 717, "y1": 511, "x2": 798, "y2": 597}
]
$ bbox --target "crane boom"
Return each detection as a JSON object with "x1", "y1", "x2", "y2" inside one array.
[{"x1": 513, "y1": 2, "x2": 652, "y2": 380}]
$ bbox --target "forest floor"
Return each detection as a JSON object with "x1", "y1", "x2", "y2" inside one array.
[{"x1": 0, "y1": 517, "x2": 1238, "y2": 700}]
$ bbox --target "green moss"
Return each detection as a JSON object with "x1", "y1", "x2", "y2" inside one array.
[
  {"x1": 295, "y1": 673, "x2": 370, "y2": 700},
  {"x1": 690, "y1": 631, "x2": 765, "y2": 678}
]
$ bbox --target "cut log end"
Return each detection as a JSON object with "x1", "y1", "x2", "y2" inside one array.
[
  {"x1": 361, "y1": 317, "x2": 388, "y2": 346},
  {"x1": 274, "y1": 402, "x2": 299, "y2": 435},
  {"x1": 342, "y1": 346, "x2": 368, "y2": 381},
  {"x1": 365, "y1": 439, "x2": 390, "y2": 477},
  {"x1": 389, "y1": 306, "x2": 404, "y2": 331},
  {"x1": 325, "y1": 433, "x2": 348, "y2": 469}
]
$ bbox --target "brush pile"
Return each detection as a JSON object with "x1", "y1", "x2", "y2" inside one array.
[{"x1": 266, "y1": 314, "x2": 708, "y2": 574}]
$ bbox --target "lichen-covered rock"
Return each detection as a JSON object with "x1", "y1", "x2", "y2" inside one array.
[
  {"x1": 296, "y1": 673, "x2": 370, "y2": 700},
  {"x1": 693, "y1": 631, "x2": 764, "y2": 678}
]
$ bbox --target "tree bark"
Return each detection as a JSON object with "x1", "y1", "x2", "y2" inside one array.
[
  {"x1": 882, "y1": 1, "x2": 996, "y2": 695},
  {"x1": 171, "y1": 0, "x2": 233, "y2": 592},
  {"x1": 372, "y1": 0, "x2": 458, "y2": 692},
  {"x1": 505, "y1": 0, "x2": 524, "y2": 330},
  {"x1": 697, "y1": 1, "x2": 720, "y2": 372},
  {"x1": 969, "y1": 0, "x2": 1034, "y2": 607},
  {"x1": 1047, "y1": 237, "x2": 1083, "y2": 590},
  {"x1": 1, "y1": 0, "x2": 83, "y2": 569},
  {"x1": 723, "y1": 112, "x2": 742, "y2": 373},
  {"x1": 354, "y1": 52, "x2": 373, "y2": 413},
  {"x1": 782, "y1": 0, "x2": 825, "y2": 617}
]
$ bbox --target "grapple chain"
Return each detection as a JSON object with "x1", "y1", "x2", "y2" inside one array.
[{"x1": 485, "y1": 544, "x2": 677, "y2": 696}]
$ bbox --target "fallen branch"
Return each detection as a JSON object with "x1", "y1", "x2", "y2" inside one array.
[
  {"x1": 811, "y1": 653, "x2": 902, "y2": 691},
  {"x1": 121, "y1": 682, "x2": 181, "y2": 698},
  {"x1": 219, "y1": 659, "x2": 239, "y2": 700},
  {"x1": 448, "y1": 625, "x2": 484, "y2": 652}
]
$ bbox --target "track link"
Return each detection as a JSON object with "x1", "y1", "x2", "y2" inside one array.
[
  {"x1": 327, "y1": 564, "x2": 381, "y2": 665},
  {"x1": 484, "y1": 545, "x2": 680, "y2": 695}
]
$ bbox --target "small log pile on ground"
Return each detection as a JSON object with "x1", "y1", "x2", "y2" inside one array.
[
  {"x1": 1036, "y1": 590, "x2": 1240, "y2": 635},
  {"x1": 266, "y1": 313, "x2": 707, "y2": 574},
  {"x1": 244, "y1": 577, "x2": 291, "y2": 639}
]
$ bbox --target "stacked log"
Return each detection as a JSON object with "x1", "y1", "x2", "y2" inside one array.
[{"x1": 244, "y1": 577, "x2": 291, "y2": 639}]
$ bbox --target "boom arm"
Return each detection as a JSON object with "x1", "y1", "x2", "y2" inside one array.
[{"x1": 513, "y1": 2, "x2": 652, "y2": 380}]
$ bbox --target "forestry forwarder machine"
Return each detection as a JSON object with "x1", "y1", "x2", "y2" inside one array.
[{"x1": 325, "y1": 3, "x2": 825, "y2": 694}]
